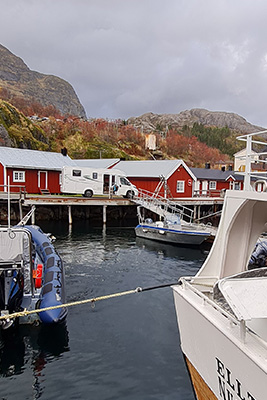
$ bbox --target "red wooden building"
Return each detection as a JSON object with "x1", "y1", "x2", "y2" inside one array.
[
  {"x1": 190, "y1": 167, "x2": 244, "y2": 196},
  {"x1": 0, "y1": 147, "x2": 74, "y2": 194},
  {"x1": 116, "y1": 160, "x2": 196, "y2": 198},
  {"x1": 115, "y1": 160, "x2": 245, "y2": 198}
]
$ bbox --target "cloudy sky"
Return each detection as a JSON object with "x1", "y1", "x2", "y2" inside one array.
[{"x1": 1, "y1": 0, "x2": 267, "y2": 126}]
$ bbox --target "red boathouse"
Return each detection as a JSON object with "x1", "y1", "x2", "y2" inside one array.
[
  {"x1": 115, "y1": 160, "x2": 196, "y2": 198},
  {"x1": 0, "y1": 147, "x2": 74, "y2": 194}
]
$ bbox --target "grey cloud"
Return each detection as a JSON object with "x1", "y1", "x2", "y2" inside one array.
[{"x1": 1, "y1": 0, "x2": 267, "y2": 127}]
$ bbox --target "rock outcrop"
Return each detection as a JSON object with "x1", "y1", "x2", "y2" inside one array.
[
  {"x1": 128, "y1": 109, "x2": 264, "y2": 134},
  {"x1": 0, "y1": 44, "x2": 86, "y2": 118}
]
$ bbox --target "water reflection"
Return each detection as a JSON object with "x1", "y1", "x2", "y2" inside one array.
[
  {"x1": 135, "y1": 236, "x2": 209, "y2": 261},
  {"x1": 0, "y1": 222, "x2": 203, "y2": 400},
  {"x1": 0, "y1": 323, "x2": 69, "y2": 378}
]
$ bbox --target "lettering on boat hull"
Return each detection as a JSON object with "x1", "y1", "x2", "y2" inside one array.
[
  {"x1": 216, "y1": 357, "x2": 256, "y2": 400},
  {"x1": 185, "y1": 356, "x2": 257, "y2": 400}
]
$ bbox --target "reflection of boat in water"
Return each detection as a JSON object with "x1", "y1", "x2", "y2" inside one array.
[
  {"x1": 0, "y1": 323, "x2": 69, "y2": 377},
  {"x1": 135, "y1": 215, "x2": 215, "y2": 246},
  {"x1": 0, "y1": 219, "x2": 67, "y2": 329},
  {"x1": 136, "y1": 236, "x2": 209, "y2": 260},
  {"x1": 172, "y1": 131, "x2": 267, "y2": 400}
]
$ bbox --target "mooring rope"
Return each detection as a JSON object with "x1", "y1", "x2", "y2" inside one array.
[{"x1": 0, "y1": 281, "x2": 180, "y2": 322}]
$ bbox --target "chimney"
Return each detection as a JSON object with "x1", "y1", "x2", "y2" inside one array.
[
  {"x1": 228, "y1": 165, "x2": 233, "y2": 171},
  {"x1": 205, "y1": 162, "x2": 210, "y2": 169},
  {"x1": 61, "y1": 147, "x2": 67, "y2": 156},
  {"x1": 221, "y1": 166, "x2": 225, "y2": 172}
]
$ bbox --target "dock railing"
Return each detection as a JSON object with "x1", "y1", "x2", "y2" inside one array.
[{"x1": 0, "y1": 185, "x2": 26, "y2": 200}]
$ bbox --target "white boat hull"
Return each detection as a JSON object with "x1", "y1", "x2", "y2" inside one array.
[
  {"x1": 135, "y1": 224, "x2": 211, "y2": 245},
  {"x1": 172, "y1": 282, "x2": 267, "y2": 400}
]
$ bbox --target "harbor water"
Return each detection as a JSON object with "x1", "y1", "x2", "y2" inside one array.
[{"x1": 0, "y1": 222, "x2": 208, "y2": 399}]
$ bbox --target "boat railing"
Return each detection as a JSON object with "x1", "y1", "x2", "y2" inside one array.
[
  {"x1": 134, "y1": 188, "x2": 194, "y2": 223},
  {"x1": 0, "y1": 227, "x2": 33, "y2": 295},
  {"x1": 237, "y1": 131, "x2": 267, "y2": 190},
  {"x1": 177, "y1": 277, "x2": 267, "y2": 348}
]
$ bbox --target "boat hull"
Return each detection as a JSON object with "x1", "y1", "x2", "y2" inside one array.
[
  {"x1": 24, "y1": 225, "x2": 67, "y2": 325},
  {"x1": 185, "y1": 357, "x2": 217, "y2": 400},
  {"x1": 172, "y1": 283, "x2": 267, "y2": 400},
  {"x1": 135, "y1": 224, "x2": 210, "y2": 245}
]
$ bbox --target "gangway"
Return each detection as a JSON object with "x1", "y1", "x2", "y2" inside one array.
[
  {"x1": 131, "y1": 174, "x2": 194, "y2": 223},
  {"x1": 132, "y1": 188, "x2": 194, "y2": 224}
]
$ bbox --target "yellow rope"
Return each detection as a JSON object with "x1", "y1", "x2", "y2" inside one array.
[{"x1": 0, "y1": 288, "x2": 138, "y2": 321}]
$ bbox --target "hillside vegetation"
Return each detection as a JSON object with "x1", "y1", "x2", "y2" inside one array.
[
  {"x1": 0, "y1": 100, "x2": 48, "y2": 149},
  {"x1": 0, "y1": 99, "x2": 245, "y2": 166}
]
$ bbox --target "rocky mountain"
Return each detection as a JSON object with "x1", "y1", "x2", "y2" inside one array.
[
  {"x1": 0, "y1": 44, "x2": 86, "y2": 118},
  {"x1": 127, "y1": 109, "x2": 265, "y2": 134}
]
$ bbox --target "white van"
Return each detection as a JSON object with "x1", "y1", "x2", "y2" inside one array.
[{"x1": 60, "y1": 166, "x2": 138, "y2": 198}]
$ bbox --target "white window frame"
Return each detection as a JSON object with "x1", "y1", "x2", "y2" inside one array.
[
  {"x1": 13, "y1": 171, "x2": 25, "y2": 182},
  {"x1": 176, "y1": 180, "x2": 185, "y2": 193},
  {"x1": 209, "y1": 181, "x2": 217, "y2": 190}
]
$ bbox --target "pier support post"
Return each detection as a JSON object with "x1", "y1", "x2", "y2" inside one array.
[
  {"x1": 68, "y1": 205, "x2": 72, "y2": 225},
  {"x1": 31, "y1": 208, "x2": 35, "y2": 225},
  {"x1": 19, "y1": 200, "x2": 23, "y2": 221},
  {"x1": 193, "y1": 205, "x2": 197, "y2": 220},
  {"x1": 103, "y1": 205, "x2": 107, "y2": 225},
  {"x1": 197, "y1": 205, "x2": 201, "y2": 220},
  {"x1": 85, "y1": 206, "x2": 90, "y2": 220}
]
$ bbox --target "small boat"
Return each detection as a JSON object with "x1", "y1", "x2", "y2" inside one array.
[
  {"x1": 0, "y1": 220, "x2": 67, "y2": 329},
  {"x1": 135, "y1": 213, "x2": 215, "y2": 246},
  {"x1": 172, "y1": 131, "x2": 267, "y2": 400}
]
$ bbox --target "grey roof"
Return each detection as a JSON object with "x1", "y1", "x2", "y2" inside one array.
[
  {"x1": 116, "y1": 160, "x2": 187, "y2": 179},
  {"x1": 74, "y1": 158, "x2": 120, "y2": 169},
  {"x1": 190, "y1": 167, "x2": 244, "y2": 181},
  {"x1": 0, "y1": 146, "x2": 75, "y2": 170}
]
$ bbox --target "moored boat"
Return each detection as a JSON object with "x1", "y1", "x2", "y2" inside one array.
[
  {"x1": 172, "y1": 131, "x2": 267, "y2": 400},
  {"x1": 0, "y1": 223, "x2": 67, "y2": 329},
  {"x1": 135, "y1": 215, "x2": 215, "y2": 246}
]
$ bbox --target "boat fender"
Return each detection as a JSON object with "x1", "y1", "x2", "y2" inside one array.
[{"x1": 33, "y1": 264, "x2": 43, "y2": 289}]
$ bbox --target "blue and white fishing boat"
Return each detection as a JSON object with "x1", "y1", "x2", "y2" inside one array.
[
  {"x1": 135, "y1": 208, "x2": 215, "y2": 246},
  {"x1": 0, "y1": 209, "x2": 67, "y2": 329}
]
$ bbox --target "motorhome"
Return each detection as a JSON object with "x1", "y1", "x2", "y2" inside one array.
[{"x1": 60, "y1": 166, "x2": 138, "y2": 198}]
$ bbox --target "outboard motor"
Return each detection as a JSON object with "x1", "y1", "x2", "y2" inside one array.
[{"x1": 0, "y1": 268, "x2": 24, "y2": 329}]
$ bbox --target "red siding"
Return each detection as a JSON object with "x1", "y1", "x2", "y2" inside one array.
[
  {"x1": 0, "y1": 164, "x2": 4, "y2": 188},
  {"x1": 128, "y1": 177, "x2": 160, "y2": 194},
  {"x1": 4, "y1": 168, "x2": 61, "y2": 194},
  {"x1": 167, "y1": 166, "x2": 193, "y2": 197},
  {"x1": 198, "y1": 178, "x2": 243, "y2": 196},
  {"x1": 128, "y1": 165, "x2": 193, "y2": 198},
  {"x1": 47, "y1": 171, "x2": 61, "y2": 193}
]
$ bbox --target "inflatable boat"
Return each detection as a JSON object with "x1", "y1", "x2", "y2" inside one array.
[{"x1": 0, "y1": 224, "x2": 67, "y2": 329}]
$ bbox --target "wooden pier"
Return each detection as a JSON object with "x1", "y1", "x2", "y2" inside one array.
[{"x1": 0, "y1": 192, "x2": 224, "y2": 226}]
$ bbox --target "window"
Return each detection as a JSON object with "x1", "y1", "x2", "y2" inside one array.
[
  {"x1": 176, "y1": 181, "x2": 185, "y2": 193},
  {"x1": 120, "y1": 177, "x2": 131, "y2": 186},
  {"x1": 209, "y1": 181, "x2": 217, "y2": 190},
  {"x1": 72, "y1": 169, "x2": 81, "y2": 177},
  {"x1": 92, "y1": 172, "x2": 98, "y2": 179},
  {"x1": 13, "y1": 171, "x2": 25, "y2": 182}
]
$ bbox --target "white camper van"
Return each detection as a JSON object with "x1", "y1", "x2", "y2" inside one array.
[{"x1": 60, "y1": 166, "x2": 138, "y2": 198}]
